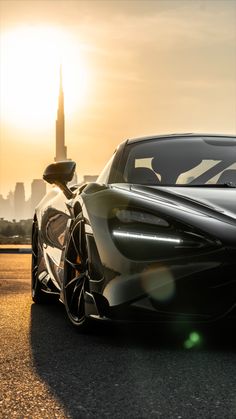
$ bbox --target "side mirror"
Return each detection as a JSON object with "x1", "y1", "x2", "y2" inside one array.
[{"x1": 43, "y1": 161, "x2": 76, "y2": 199}]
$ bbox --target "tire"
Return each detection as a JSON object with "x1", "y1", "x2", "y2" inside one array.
[
  {"x1": 63, "y1": 216, "x2": 92, "y2": 331},
  {"x1": 31, "y1": 219, "x2": 58, "y2": 304}
]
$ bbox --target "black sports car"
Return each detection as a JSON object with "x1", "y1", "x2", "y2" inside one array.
[{"x1": 32, "y1": 133, "x2": 236, "y2": 330}]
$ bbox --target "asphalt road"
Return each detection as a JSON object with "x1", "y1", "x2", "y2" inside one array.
[{"x1": 0, "y1": 254, "x2": 236, "y2": 419}]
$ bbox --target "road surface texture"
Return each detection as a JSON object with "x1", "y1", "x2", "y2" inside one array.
[{"x1": 0, "y1": 254, "x2": 236, "y2": 419}]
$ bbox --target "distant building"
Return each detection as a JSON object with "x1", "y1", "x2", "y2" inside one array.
[
  {"x1": 7, "y1": 191, "x2": 14, "y2": 219},
  {"x1": 7, "y1": 191, "x2": 14, "y2": 209},
  {"x1": 55, "y1": 65, "x2": 67, "y2": 162},
  {"x1": 54, "y1": 65, "x2": 77, "y2": 184},
  {"x1": 0, "y1": 194, "x2": 12, "y2": 220},
  {"x1": 14, "y1": 182, "x2": 25, "y2": 220},
  {"x1": 31, "y1": 179, "x2": 47, "y2": 213}
]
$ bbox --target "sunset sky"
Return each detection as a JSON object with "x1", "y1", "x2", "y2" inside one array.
[{"x1": 0, "y1": 0, "x2": 236, "y2": 198}]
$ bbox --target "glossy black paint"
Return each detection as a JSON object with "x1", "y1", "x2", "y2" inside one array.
[
  {"x1": 34, "y1": 134, "x2": 236, "y2": 325},
  {"x1": 43, "y1": 161, "x2": 76, "y2": 199},
  {"x1": 43, "y1": 160, "x2": 76, "y2": 184}
]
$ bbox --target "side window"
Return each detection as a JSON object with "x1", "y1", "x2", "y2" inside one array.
[{"x1": 96, "y1": 153, "x2": 115, "y2": 185}]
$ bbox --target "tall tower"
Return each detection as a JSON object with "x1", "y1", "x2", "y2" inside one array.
[{"x1": 55, "y1": 65, "x2": 67, "y2": 162}]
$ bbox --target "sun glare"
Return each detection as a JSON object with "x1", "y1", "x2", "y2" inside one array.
[{"x1": 0, "y1": 26, "x2": 89, "y2": 131}]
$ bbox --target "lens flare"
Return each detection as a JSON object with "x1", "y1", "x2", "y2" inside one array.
[
  {"x1": 184, "y1": 331, "x2": 201, "y2": 349},
  {"x1": 141, "y1": 264, "x2": 176, "y2": 302}
]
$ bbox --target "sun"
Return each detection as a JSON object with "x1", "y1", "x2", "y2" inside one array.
[{"x1": 0, "y1": 26, "x2": 90, "y2": 131}]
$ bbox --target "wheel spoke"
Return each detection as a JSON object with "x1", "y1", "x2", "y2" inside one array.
[
  {"x1": 74, "y1": 285, "x2": 84, "y2": 318},
  {"x1": 65, "y1": 257, "x2": 81, "y2": 271},
  {"x1": 77, "y1": 282, "x2": 85, "y2": 319},
  {"x1": 66, "y1": 269, "x2": 86, "y2": 318},
  {"x1": 70, "y1": 279, "x2": 83, "y2": 312},
  {"x1": 71, "y1": 231, "x2": 78, "y2": 254},
  {"x1": 65, "y1": 274, "x2": 81, "y2": 289},
  {"x1": 70, "y1": 223, "x2": 82, "y2": 255}
]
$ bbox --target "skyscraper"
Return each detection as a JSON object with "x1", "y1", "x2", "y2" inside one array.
[
  {"x1": 31, "y1": 179, "x2": 47, "y2": 214},
  {"x1": 54, "y1": 65, "x2": 78, "y2": 185},
  {"x1": 14, "y1": 182, "x2": 25, "y2": 220},
  {"x1": 55, "y1": 65, "x2": 67, "y2": 162}
]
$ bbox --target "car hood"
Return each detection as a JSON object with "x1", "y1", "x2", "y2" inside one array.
[{"x1": 127, "y1": 184, "x2": 236, "y2": 222}]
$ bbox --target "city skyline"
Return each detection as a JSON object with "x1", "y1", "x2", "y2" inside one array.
[
  {"x1": 0, "y1": 178, "x2": 46, "y2": 220},
  {"x1": 0, "y1": 0, "x2": 236, "y2": 199}
]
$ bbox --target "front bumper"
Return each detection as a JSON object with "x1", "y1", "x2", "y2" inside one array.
[{"x1": 100, "y1": 248, "x2": 236, "y2": 322}]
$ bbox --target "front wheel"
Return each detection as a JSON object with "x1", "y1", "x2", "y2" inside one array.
[
  {"x1": 31, "y1": 219, "x2": 58, "y2": 304},
  {"x1": 63, "y1": 217, "x2": 92, "y2": 331}
]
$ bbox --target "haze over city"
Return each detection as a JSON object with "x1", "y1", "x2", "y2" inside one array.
[{"x1": 0, "y1": 0, "x2": 236, "y2": 201}]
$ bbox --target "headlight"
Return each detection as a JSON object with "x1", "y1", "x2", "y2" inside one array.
[
  {"x1": 109, "y1": 207, "x2": 218, "y2": 261},
  {"x1": 113, "y1": 230, "x2": 182, "y2": 244},
  {"x1": 113, "y1": 208, "x2": 169, "y2": 227}
]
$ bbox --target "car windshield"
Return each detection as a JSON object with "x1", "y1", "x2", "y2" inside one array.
[{"x1": 123, "y1": 136, "x2": 236, "y2": 186}]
